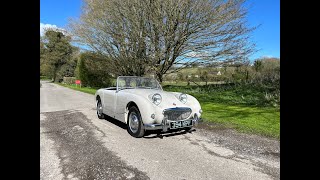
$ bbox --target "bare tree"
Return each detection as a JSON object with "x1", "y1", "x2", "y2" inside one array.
[
  {"x1": 70, "y1": 0, "x2": 149, "y2": 76},
  {"x1": 70, "y1": 0, "x2": 255, "y2": 82}
]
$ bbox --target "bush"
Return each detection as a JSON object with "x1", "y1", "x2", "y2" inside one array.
[
  {"x1": 76, "y1": 52, "x2": 112, "y2": 88},
  {"x1": 63, "y1": 77, "x2": 76, "y2": 85},
  {"x1": 40, "y1": 76, "x2": 51, "y2": 80}
]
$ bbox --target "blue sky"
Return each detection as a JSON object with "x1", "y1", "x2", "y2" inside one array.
[{"x1": 40, "y1": 0, "x2": 280, "y2": 60}]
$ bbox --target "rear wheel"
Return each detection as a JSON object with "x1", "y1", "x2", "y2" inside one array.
[
  {"x1": 127, "y1": 106, "x2": 145, "y2": 138},
  {"x1": 96, "y1": 98, "x2": 105, "y2": 119}
]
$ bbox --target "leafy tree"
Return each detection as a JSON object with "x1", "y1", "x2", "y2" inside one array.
[
  {"x1": 199, "y1": 69, "x2": 209, "y2": 85},
  {"x1": 77, "y1": 52, "x2": 112, "y2": 88},
  {"x1": 41, "y1": 29, "x2": 74, "y2": 82},
  {"x1": 253, "y1": 60, "x2": 263, "y2": 72},
  {"x1": 177, "y1": 73, "x2": 185, "y2": 81},
  {"x1": 70, "y1": 0, "x2": 255, "y2": 82}
]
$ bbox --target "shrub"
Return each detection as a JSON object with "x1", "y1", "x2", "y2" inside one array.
[
  {"x1": 63, "y1": 77, "x2": 76, "y2": 85},
  {"x1": 76, "y1": 52, "x2": 113, "y2": 88}
]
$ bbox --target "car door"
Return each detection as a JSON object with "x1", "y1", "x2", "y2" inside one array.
[
  {"x1": 103, "y1": 90, "x2": 116, "y2": 118},
  {"x1": 114, "y1": 91, "x2": 127, "y2": 123}
]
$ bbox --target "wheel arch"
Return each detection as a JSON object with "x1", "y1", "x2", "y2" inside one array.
[
  {"x1": 126, "y1": 101, "x2": 138, "y2": 111},
  {"x1": 125, "y1": 101, "x2": 139, "y2": 124},
  {"x1": 124, "y1": 98, "x2": 155, "y2": 125}
]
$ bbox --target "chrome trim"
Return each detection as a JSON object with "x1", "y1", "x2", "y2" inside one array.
[
  {"x1": 192, "y1": 118, "x2": 199, "y2": 127},
  {"x1": 152, "y1": 93, "x2": 162, "y2": 105},
  {"x1": 144, "y1": 123, "x2": 163, "y2": 130},
  {"x1": 163, "y1": 117, "x2": 168, "y2": 132},
  {"x1": 163, "y1": 107, "x2": 192, "y2": 112},
  {"x1": 179, "y1": 93, "x2": 187, "y2": 104},
  {"x1": 163, "y1": 107, "x2": 192, "y2": 121},
  {"x1": 144, "y1": 115, "x2": 200, "y2": 132}
]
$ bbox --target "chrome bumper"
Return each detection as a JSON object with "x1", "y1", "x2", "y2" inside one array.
[{"x1": 144, "y1": 117, "x2": 200, "y2": 132}]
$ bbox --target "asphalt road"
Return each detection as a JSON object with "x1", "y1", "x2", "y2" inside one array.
[{"x1": 40, "y1": 81, "x2": 280, "y2": 180}]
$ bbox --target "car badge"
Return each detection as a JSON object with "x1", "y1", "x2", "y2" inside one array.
[{"x1": 173, "y1": 103, "x2": 176, "y2": 106}]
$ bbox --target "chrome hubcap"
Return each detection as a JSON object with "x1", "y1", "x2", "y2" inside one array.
[
  {"x1": 129, "y1": 112, "x2": 139, "y2": 133},
  {"x1": 97, "y1": 101, "x2": 103, "y2": 116}
]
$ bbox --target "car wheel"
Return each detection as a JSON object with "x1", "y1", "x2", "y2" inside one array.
[
  {"x1": 96, "y1": 98, "x2": 105, "y2": 119},
  {"x1": 127, "y1": 106, "x2": 145, "y2": 138}
]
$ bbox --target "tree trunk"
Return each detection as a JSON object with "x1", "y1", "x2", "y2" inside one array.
[
  {"x1": 156, "y1": 73, "x2": 163, "y2": 83},
  {"x1": 53, "y1": 68, "x2": 57, "y2": 82},
  {"x1": 246, "y1": 70, "x2": 249, "y2": 83}
]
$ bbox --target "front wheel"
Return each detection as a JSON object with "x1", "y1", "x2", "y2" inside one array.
[{"x1": 127, "y1": 106, "x2": 145, "y2": 138}]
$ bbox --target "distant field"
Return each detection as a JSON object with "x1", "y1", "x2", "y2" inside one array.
[
  {"x1": 162, "y1": 81, "x2": 225, "y2": 86},
  {"x1": 57, "y1": 82, "x2": 280, "y2": 139}
]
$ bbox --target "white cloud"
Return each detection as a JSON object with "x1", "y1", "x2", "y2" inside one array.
[
  {"x1": 261, "y1": 55, "x2": 274, "y2": 58},
  {"x1": 185, "y1": 51, "x2": 210, "y2": 58},
  {"x1": 40, "y1": 23, "x2": 68, "y2": 36}
]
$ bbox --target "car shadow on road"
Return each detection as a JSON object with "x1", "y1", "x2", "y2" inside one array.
[
  {"x1": 102, "y1": 115, "x2": 195, "y2": 139},
  {"x1": 103, "y1": 115, "x2": 127, "y2": 130},
  {"x1": 144, "y1": 128, "x2": 196, "y2": 139}
]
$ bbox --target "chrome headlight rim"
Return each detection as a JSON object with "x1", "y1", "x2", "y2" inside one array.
[
  {"x1": 179, "y1": 93, "x2": 187, "y2": 104},
  {"x1": 152, "y1": 93, "x2": 162, "y2": 105}
]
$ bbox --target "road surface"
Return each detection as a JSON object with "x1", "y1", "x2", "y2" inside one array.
[{"x1": 40, "y1": 81, "x2": 280, "y2": 180}]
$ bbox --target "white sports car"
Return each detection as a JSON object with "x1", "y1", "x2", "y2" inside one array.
[{"x1": 95, "y1": 76, "x2": 202, "y2": 137}]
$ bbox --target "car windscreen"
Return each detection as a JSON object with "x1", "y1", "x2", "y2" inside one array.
[{"x1": 117, "y1": 77, "x2": 162, "y2": 90}]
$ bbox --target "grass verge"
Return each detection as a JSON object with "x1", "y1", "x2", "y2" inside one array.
[
  {"x1": 164, "y1": 84, "x2": 280, "y2": 139},
  {"x1": 200, "y1": 102, "x2": 279, "y2": 139},
  {"x1": 57, "y1": 83, "x2": 97, "y2": 95},
  {"x1": 40, "y1": 76, "x2": 52, "y2": 81}
]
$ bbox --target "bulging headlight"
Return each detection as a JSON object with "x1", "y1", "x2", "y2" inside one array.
[
  {"x1": 152, "y1": 93, "x2": 162, "y2": 105},
  {"x1": 179, "y1": 93, "x2": 187, "y2": 103}
]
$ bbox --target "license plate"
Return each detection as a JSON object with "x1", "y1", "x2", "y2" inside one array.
[{"x1": 170, "y1": 120, "x2": 192, "y2": 129}]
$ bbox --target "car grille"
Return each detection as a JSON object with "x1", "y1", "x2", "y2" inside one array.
[{"x1": 164, "y1": 108, "x2": 192, "y2": 121}]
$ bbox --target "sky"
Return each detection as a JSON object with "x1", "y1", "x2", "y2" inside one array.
[{"x1": 40, "y1": 0, "x2": 280, "y2": 60}]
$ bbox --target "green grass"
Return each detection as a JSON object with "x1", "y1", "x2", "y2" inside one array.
[
  {"x1": 40, "y1": 76, "x2": 52, "y2": 81},
  {"x1": 57, "y1": 83, "x2": 97, "y2": 95},
  {"x1": 163, "y1": 83, "x2": 279, "y2": 107},
  {"x1": 163, "y1": 84, "x2": 280, "y2": 139},
  {"x1": 201, "y1": 103, "x2": 279, "y2": 139},
  {"x1": 57, "y1": 82, "x2": 280, "y2": 139}
]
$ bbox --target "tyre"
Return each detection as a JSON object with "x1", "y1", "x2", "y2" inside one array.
[
  {"x1": 96, "y1": 98, "x2": 105, "y2": 119},
  {"x1": 127, "y1": 106, "x2": 145, "y2": 138}
]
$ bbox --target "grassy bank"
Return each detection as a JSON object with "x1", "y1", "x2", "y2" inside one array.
[
  {"x1": 200, "y1": 103, "x2": 279, "y2": 138},
  {"x1": 40, "y1": 76, "x2": 52, "y2": 81},
  {"x1": 164, "y1": 84, "x2": 280, "y2": 139},
  {"x1": 57, "y1": 82, "x2": 280, "y2": 139},
  {"x1": 57, "y1": 83, "x2": 97, "y2": 95}
]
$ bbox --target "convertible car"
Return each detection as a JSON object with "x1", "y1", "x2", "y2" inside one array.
[{"x1": 95, "y1": 76, "x2": 202, "y2": 137}]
